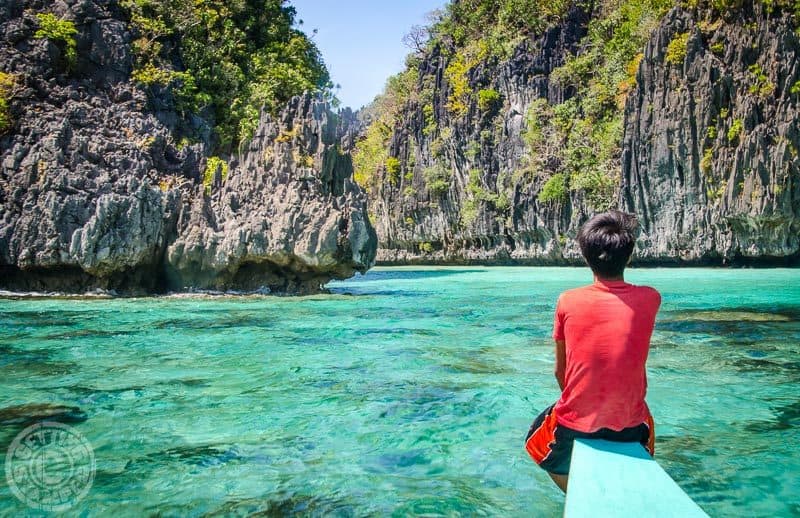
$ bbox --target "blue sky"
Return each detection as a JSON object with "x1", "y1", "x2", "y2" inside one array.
[{"x1": 290, "y1": 0, "x2": 446, "y2": 110}]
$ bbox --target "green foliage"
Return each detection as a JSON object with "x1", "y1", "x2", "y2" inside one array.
[
  {"x1": 353, "y1": 67, "x2": 422, "y2": 190},
  {"x1": 419, "y1": 241, "x2": 434, "y2": 253},
  {"x1": 762, "y1": 0, "x2": 800, "y2": 17},
  {"x1": 353, "y1": 120, "x2": 390, "y2": 191},
  {"x1": 121, "y1": 0, "x2": 331, "y2": 152},
  {"x1": 34, "y1": 13, "x2": 78, "y2": 69},
  {"x1": 477, "y1": 88, "x2": 501, "y2": 111},
  {"x1": 522, "y1": 98, "x2": 550, "y2": 151},
  {"x1": 0, "y1": 72, "x2": 17, "y2": 135},
  {"x1": 666, "y1": 32, "x2": 690, "y2": 65},
  {"x1": 710, "y1": 41, "x2": 725, "y2": 54},
  {"x1": 791, "y1": 80, "x2": 800, "y2": 95},
  {"x1": 538, "y1": 173, "x2": 568, "y2": 203},
  {"x1": 727, "y1": 118, "x2": 744, "y2": 142},
  {"x1": 700, "y1": 147, "x2": 713, "y2": 175},
  {"x1": 707, "y1": 179, "x2": 727, "y2": 201},
  {"x1": 520, "y1": 0, "x2": 671, "y2": 210},
  {"x1": 385, "y1": 156, "x2": 401, "y2": 184},
  {"x1": 423, "y1": 163, "x2": 451, "y2": 196},
  {"x1": 422, "y1": 103, "x2": 437, "y2": 135},
  {"x1": 431, "y1": 0, "x2": 573, "y2": 58},
  {"x1": 460, "y1": 198, "x2": 479, "y2": 226},
  {"x1": 747, "y1": 64, "x2": 775, "y2": 97},
  {"x1": 444, "y1": 52, "x2": 472, "y2": 116},
  {"x1": 683, "y1": 0, "x2": 746, "y2": 11},
  {"x1": 467, "y1": 168, "x2": 507, "y2": 210},
  {"x1": 202, "y1": 156, "x2": 228, "y2": 195},
  {"x1": 293, "y1": 149, "x2": 314, "y2": 168}
]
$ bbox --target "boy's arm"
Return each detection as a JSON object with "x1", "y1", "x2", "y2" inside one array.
[{"x1": 554, "y1": 339, "x2": 566, "y2": 391}]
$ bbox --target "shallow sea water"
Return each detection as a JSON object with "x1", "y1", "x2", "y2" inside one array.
[{"x1": 0, "y1": 267, "x2": 798, "y2": 517}]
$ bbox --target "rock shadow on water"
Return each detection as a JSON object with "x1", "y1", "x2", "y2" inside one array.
[
  {"x1": 152, "y1": 313, "x2": 277, "y2": 331},
  {"x1": 327, "y1": 287, "x2": 433, "y2": 297},
  {"x1": 390, "y1": 478, "x2": 500, "y2": 517},
  {"x1": 728, "y1": 357, "x2": 800, "y2": 382},
  {"x1": 0, "y1": 309, "x2": 108, "y2": 327},
  {"x1": 0, "y1": 345, "x2": 79, "y2": 376},
  {"x1": 368, "y1": 449, "x2": 431, "y2": 472},
  {"x1": 743, "y1": 399, "x2": 800, "y2": 433},
  {"x1": 0, "y1": 403, "x2": 88, "y2": 450},
  {"x1": 203, "y1": 492, "x2": 357, "y2": 517},
  {"x1": 146, "y1": 444, "x2": 242, "y2": 468},
  {"x1": 352, "y1": 269, "x2": 487, "y2": 282},
  {"x1": 658, "y1": 307, "x2": 800, "y2": 333}
]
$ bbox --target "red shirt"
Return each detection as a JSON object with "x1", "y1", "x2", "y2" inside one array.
[{"x1": 552, "y1": 279, "x2": 661, "y2": 433}]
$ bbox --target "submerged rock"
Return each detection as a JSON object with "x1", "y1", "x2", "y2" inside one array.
[{"x1": 0, "y1": 403, "x2": 87, "y2": 426}]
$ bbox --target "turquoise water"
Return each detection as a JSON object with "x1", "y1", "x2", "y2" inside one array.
[{"x1": 1, "y1": 267, "x2": 799, "y2": 517}]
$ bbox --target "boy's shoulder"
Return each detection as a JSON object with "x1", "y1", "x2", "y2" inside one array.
[
  {"x1": 557, "y1": 283, "x2": 661, "y2": 304},
  {"x1": 629, "y1": 284, "x2": 662, "y2": 302}
]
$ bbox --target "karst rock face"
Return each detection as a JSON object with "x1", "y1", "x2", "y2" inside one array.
[
  {"x1": 622, "y1": 5, "x2": 800, "y2": 265},
  {"x1": 0, "y1": 0, "x2": 376, "y2": 294},
  {"x1": 368, "y1": 5, "x2": 594, "y2": 265},
  {"x1": 165, "y1": 96, "x2": 377, "y2": 294},
  {"x1": 366, "y1": 2, "x2": 799, "y2": 266}
]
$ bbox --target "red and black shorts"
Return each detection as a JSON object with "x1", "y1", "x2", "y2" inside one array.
[{"x1": 524, "y1": 405, "x2": 655, "y2": 475}]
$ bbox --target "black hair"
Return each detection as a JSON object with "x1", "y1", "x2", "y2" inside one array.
[{"x1": 577, "y1": 210, "x2": 638, "y2": 278}]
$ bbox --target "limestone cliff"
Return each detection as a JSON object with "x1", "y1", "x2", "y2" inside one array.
[
  {"x1": 361, "y1": 1, "x2": 800, "y2": 266},
  {"x1": 364, "y1": 5, "x2": 594, "y2": 265},
  {"x1": 0, "y1": 0, "x2": 376, "y2": 294},
  {"x1": 622, "y1": 3, "x2": 800, "y2": 264}
]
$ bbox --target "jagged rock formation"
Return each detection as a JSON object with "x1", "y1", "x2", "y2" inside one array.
[
  {"x1": 369, "y1": 5, "x2": 593, "y2": 265},
  {"x1": 622, "y1": 4, "x2": 800, "y2": 264},
  {"x1": 166, "y1": 96, "x2": 376, "y2": 293},
  {"x1": 365, "y1": 1, "x2": 800, "y2": 266},
  {"x1": 0, "y1": 0, "x2": 375, "y2": 294}
]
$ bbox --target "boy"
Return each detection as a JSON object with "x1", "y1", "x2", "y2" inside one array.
[{"x1": 525, "y1": 210, "x2": 661, "y2": 492}]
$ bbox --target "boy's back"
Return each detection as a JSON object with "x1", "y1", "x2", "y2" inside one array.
[
  {"x1": 553, "y1": 279, "x2": 661, "y2": 433},
  {"x1": 525, "y1": 210, "x2": 661, "y2": 493}
]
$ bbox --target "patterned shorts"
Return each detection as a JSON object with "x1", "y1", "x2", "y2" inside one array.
[{"x1": 524, "y1": 405, "x2": 655, "y2": 475}]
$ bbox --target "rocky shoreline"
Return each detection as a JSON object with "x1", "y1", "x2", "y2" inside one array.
[
  {"x1": 0, "y1": 1, "x2": 376, "y2": 295},
  {"x1": 1, "y1": 1, "x2": 798, "y2": 296}
]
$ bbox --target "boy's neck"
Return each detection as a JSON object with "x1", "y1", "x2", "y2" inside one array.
[{"x1": 594, "y1": 273, "x2": 625, "y2": 283}]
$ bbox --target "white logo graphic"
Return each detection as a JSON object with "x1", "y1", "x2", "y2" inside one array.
[{"x1": 5, "y1": 421, "x2": 95, "y2": 511}]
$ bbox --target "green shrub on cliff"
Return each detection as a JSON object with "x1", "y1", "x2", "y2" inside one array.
[
  {"x1": 432, "y1": 0, "x2": 573, "y2": 54},
  {"x1": 0, "y1": 72, "x2": 17, "y2": 135},
  {"x1": 478, "y1": 88, "x2": 502, "y2": 111},
  {"x1": 423, "y1": 164, "x2": 451, "y2": 196},
  {"x1": 34, "y1": 13, "x2": 78, "y2": 69},
  {"x1": 727, "y1": 118, "x2": 744, "y2": 142},
  {"x1": 666, "y1": 32, "x2": 690, "y2": 65},
  {"x1": 353, "y1": 121, "x2": 390, "y2": 192},
  {"x1": 353, "y1": 68, "x2": 421, "y2": 191},
  {"x1": 444, "y1": 53, "x2": 472, "y2": 116},
  {"x1": 202, "y1": 156, "x2": 228, "y2": 195},
  {"x1": 747, "y1": 64, "x2": 775, "y2": 97},
  {"x1": 121, "y1": 0, "x2": 331, "y2": 152},
  {"x1": 527, "y1": 0, "x2": 670, "y2": 209},
  {"x1": 538, "y1": 173, "x2": 568, "y2": 203}
]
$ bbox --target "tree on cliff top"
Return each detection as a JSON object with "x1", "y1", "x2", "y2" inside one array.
[{"x1": 122, "y1": 0, "x2": 332, "y2": 153}]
